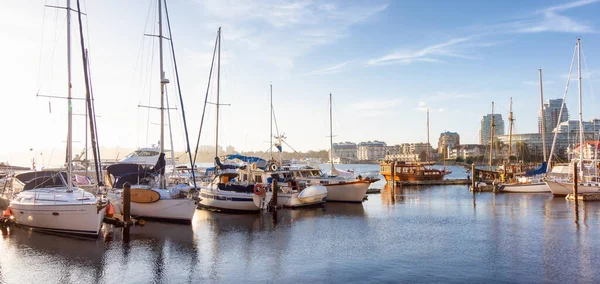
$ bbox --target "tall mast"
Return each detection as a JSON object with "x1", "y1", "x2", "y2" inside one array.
[
  {"x1": 539, "y1": 68, "x2": 547, "y2": 161},
  {"x1": 443, "y1": 130, "x2": 447, "y2": 170},
  {"x1": 489, "y1": 102, "x2": 495, "y2": 171},
  {"x1": 66, "y1": 0, "x2": 73, "y2": 192},
  {"x1": 215, "y1": 27, "x2": 221, "y2": 161},
  {"x1": 508, "y1": 97, "x2": 513, "y2": 163},
  {"x1": 330, "y1": 93, "x2": 337, "y2": 175},
  {"x1": 158, "y1": 0, "x2": 167, "y2": 189},
  {"x1": 577, "y1": 38, "x2": 584, "y2": 169},
  {"x1": 426, "y1": 109, "x2": 430, "y2": 166},
  {"x1": 270, "y1": 84, "x2": 273, "y2": 159}
]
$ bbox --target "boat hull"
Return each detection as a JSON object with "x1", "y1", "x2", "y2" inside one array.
[
  {"x1": 10, "y1": 203, "x2": 106, "y2": 236},
  {"x1": 109, "y1": 196, "x2": 197, "y2": 221},
  {"x1": 500, "y1": 182, "x2": 549, "y2": 193},
  {"x1": 198, "y1": 190, "x2": 260, "y2": 212},
  {"x1": 545, "y1": 180, "x2": 600, "y2": 196},
  {"x1": 325, "y1": 181, "x2": 369, "y2": 202}
]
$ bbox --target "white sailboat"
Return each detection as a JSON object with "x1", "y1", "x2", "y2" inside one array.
[
  {"x1": 106, "y1": 0, "x2": 197, "y2": 221},
  {"x1": 293, "y1": 93, "x2": 372, "y2": 203},
  {"x1": 545, "y1": 38, "x2": 600, "y2": 196},
  {"x1": 9, "y1": 0, "x2": 106, "y2": 236}
]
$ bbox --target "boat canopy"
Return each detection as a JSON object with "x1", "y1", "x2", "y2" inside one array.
[
  {"x1": 15, "y1": 171, "x2": 67, "y2": 190},
  {"x1": 225, "y1": 154, "x2": 268, "y2": 168},
  {"x1": 525, "y1": 162, "x2": 547, "y2": 176},
  {"x1": 106, "y1": 163, "x2": 153, "y2": 189}
]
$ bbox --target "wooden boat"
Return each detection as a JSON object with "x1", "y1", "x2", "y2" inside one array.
[{"x1": 380, "y1": 161, "x2": 451, "y2": 182}]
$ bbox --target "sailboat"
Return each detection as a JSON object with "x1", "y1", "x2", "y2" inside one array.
[
  {"x1": 546, "y1": 38, "x2": 600, "y2": 196},
  {"x1": 500, "y1": 94, "x2": 549, "y2": 193},
  {"x1": 8, "y1": 0, "x2": 106, "y2": 236},
  {"x1": 106, "y1": 0, "x2": 197, "y2": 221}
]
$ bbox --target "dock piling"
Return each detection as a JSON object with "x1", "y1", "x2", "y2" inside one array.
[
  {"x1": 269, "y1": 173, "x2": 278, "y2": 211},
  {"x1": 573, "y1": 162, "x2": 579, "y2": 224}
]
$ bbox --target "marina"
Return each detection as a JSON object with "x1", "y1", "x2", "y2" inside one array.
[
  {"x1": 2, "y1": 166, "x2": 600, "y2": 283},
  {"x1": 3, "y1": 0, "x2": 600, "y2": 283}
]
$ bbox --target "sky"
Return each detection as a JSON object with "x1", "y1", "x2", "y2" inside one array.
[{"x1": 2, "y1": 0, "x2": 600, "y2": 166}]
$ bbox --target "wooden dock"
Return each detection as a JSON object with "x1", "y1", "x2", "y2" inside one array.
[
  {"x1": 392, "y1": 179, "x2": 470, "y2": 186},
  {"x1": 566, "y1": 193, "x2": 600, "y2": 201}
]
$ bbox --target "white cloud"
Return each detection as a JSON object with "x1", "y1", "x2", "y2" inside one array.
[
  {"x1": 307, "y1": 61, "x2": 351, "y2": 75},
  {"x1": 518, "y1": 0, "x2": 599, "y2": 33},
  {"x1": 367, "y1": 37, "x2": 493, "y2": 66},
  {"x1": 418, "y1": 101, "x2": 426, "y2": 107}
]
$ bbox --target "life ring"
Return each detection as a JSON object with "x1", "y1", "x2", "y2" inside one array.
[
  {"x1": 409, "y1": 169, "x2": 415, "y2": 174},
  {"x1": 270, "y1": 164, "x2": 278, "y2": 171},
  {"x1": 254, "y1": 184, "x2": 265, "y2": 195},
  {"x1": 251, "y1": 163, "x2": 257, "y2": 170}
]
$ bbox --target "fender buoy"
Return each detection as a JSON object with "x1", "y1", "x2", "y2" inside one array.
[
  {"x1": 270, "y1": 164, "x2": 278, "y2": 171},
  {"x1": 254, "y1": 184, "x2": 265, "y2": 195},
  {"x1": 106, "y1": 203, "x2": 115, "y2": 218},
  {"x1": 251, "y1": 163, "x2": 257, "y2": 170},
  {"x1": 2, "y1": 207, "x2": 12, "y2": 218}
]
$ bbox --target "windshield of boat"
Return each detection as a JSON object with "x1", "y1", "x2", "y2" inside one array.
[
  {"x1": 18, "y1": 172, "x2": 66, "y2": 190},
  {"x1": 125, "y1": 150, "x2": 159, "y2": 158}
]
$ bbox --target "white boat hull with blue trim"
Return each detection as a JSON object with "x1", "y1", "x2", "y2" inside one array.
[{"x1": 199, "y1": 188, "x2": 261, "y2": 212}]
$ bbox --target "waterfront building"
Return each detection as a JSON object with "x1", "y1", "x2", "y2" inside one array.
[
  {"x1": 496, "y1": 132, "x2": 596, "y2": 160},
  {"x1": 357, "y1": 140, "x2": 387, "y2": 161},
  {"x1": 572, "y1": 141, "x2": 600, "y2": 160},
  {"x1": 437, "y1": 131, "x2": 460, "y2": 156},
  {"x1": 331, "y1": 142, "x2": 358, "y2": 162},
  {"x1": 479, "y1": 114, "x2": 505, "y2": 145},
  {"x1": 539, "y1": 99, "x2": 569, "y2": 133},
  {"x1": 449, "y1": 144, "x2": 486, "y2": 159}
]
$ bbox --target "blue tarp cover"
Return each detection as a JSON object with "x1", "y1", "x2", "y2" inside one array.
[
  {"x1": 226, "y1": 154, "x2": 267, "y2": 164},
  {"x1": 525, "y1": 162, "x2": 547, "y2": 176}
]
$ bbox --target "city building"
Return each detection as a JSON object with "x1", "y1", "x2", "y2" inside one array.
[
  {"x1": 384, "y1": 142, "x2": 434, "y2": 162},
  {"x1": 496, "y1": 132, "x2": 597, "y2": 160},
  {"x1": 449, "y1": 144, "x2": 486, "y2": 160},
  {"x1": 437, "y1": 131, "x2": 460, "y2": 156},
  {"x1": 331, "y1": 142, "x2": 358, "y2": 163},
  {"x1": 480, "y1": 113, "x2": 505, "y2": 145},
  {"x1": 539, "y1": 99, "x2": 569, "y2": 133},
  {"x1": 357, "y1": 140, "x2": 387, "y2": 161}
]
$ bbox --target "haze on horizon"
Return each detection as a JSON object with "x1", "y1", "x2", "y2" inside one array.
[{"x1": 2, "y1": 0, "x2": 600, "y2": 167}]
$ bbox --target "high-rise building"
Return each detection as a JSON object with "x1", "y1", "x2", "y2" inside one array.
[
  {"x1": 539, "y1": 99, "x2": 569, "y2": 133},
  {"x1": 480, "y1": 114, "x2": 505, "y2": 145},
  {"x1": 437, "y1": 131, "x2": 460, "y2": 154}
]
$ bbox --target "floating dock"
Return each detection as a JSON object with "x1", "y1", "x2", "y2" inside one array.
[
  {"x1": 391, "y1": 179, "x2": 470, "y2": 186},
  {"x1": 566, "y1": 193, "x2": 600, "y2": 201}
]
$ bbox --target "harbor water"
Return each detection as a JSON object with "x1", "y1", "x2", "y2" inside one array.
[{"x1": 1, "y1": 165, "x2": 599, "y2": 283}]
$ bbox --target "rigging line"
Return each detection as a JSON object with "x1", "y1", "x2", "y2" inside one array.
[
  {"x1": 580, "y1": 47, "x2": 597, "y2": 116},
  {"x1": 47, "y1": 7, "x2": 63, "y2": 93},
  {"x1": 548, "y1": 44, "x2": 577, "y2": 169},
  {"x1": 193, "y1": 31, "x2": 219, "y2": 165},
  {"x1": 36, "y1": 0, "x2": 50, "y2": 89}
]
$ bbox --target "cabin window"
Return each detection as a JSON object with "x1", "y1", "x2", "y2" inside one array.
[
  {"x1": 255, "y1": 175, "x2": 263, "y2": 183},
  {"x1": 242, "y1": 174, "x2": 248, "y2": 181}
]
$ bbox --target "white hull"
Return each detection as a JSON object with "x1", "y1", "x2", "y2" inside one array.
[
  {"x1": 109, "y1": 196, "x2": 196, "y2": 221},
  {"x1": 325, "y1": 181, "x2": 369, "y2": 202},
  {"x1": 501, "y1": 182, "x2": 550, "y2": 193},
  {"x1": 199, "y1": 190, "x2": 260, "y2": 212},
  {"x1": 278, "y1": 185, "x2": 327, "y2": 207},
  {"x1": 10, "y1": 203, "x2": 105, "y2": 236},
  {"x1": 545, "y1": 180, "x2": 600, "y2": 196}
]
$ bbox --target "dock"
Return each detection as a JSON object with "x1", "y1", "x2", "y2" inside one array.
[
  {"x1": 391, "y1": 179, "x2": 470, "y2": 186},
  {"x1": 566, "y1": 193, "x2": 600, "y2": 201}
]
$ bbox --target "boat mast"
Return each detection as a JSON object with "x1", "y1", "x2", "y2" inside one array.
[
  {"x1": 158, "y1": 0, "x2": 167, "y2": 189},
  {"x1": 539, "y1": 68, "x2": 547, "y2": 162},
  {"x1": 66, "y1": 0, "x2": 73, "y2": 192},
  {"x1": 270, "y1": 84, "x2": 273, "y2": 159},
  {"x1": 489, "y1": 102, "x2": 495, "y2": 171},
  {"x1": 426, "y1": 109, "x2": 430, "y2": 167},
  {"x1": 329, "y1": 93, "x2": 337, "y2": 175},
  {"x1": 215, "y1": 27, "x2": 221, "y2": 163},
  {"x1": 577, "y1": 38, "x2": 584, "y2": 174},
  {"x1": 443, "y1": 130, "x2": 447, "y2": 170},
  {"x1": 508, "y1": 97, "x2": 513, "y2": 163}
]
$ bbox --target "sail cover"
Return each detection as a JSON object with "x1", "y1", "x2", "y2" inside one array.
[{"x1": 525, "y1": 162, "x2": 547, "y2": 176}]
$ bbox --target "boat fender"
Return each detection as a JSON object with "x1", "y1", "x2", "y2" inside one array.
[
  {"x1": 251, "y1": 163, "x2": 257, "y2": 170},
  {"x1": 254, "y1": 184, "x2": 266, "y2": 195},
  {"x1": 270, "y1": 164, "x2": 278, "y2": 171},
  {"x1": 106, "y1": 203, "x2": 115, "y2": 218},
  {"x1": 2, "y1": 207, "x2": 12, "y2": 218}
]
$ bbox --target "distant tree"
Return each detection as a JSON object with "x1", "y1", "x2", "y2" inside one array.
[
  {"x1": 418, "y1": 151, "x2": 427, "y2": 162},
  {"x1": 516, "y1": 142, "x2": 532, "y2": 162}
]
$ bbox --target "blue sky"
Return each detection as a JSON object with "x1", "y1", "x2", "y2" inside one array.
[{"x1": 2, "y1": 0, "x2": 600, "y2": 165}]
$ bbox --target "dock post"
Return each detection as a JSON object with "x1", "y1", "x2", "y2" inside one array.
[
  {"x1": 471, "y1": 163, "x2": 476, "y2": 191},
  {"x1": 573, "y1": 162, "x2": 579, "y2": 224},
  {"x1": 269, "y1": 173, "x2": 278, "y2": 211},
  {"x1": 122, "y1": 182, "x2": 131, "y2": 241}
]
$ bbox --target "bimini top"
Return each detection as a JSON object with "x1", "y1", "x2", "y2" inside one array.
[
  {"x1": 225, "y1": 154, "x2": 268, "y2": 169},
  {"x1": 14, "y1": 171, "x2": 67, "y2": 190},
  {"x1": 106, "y1": 163, "x2": 153, "y2": 189}
]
